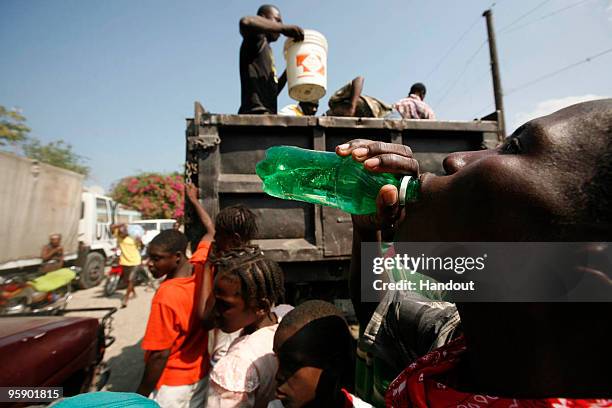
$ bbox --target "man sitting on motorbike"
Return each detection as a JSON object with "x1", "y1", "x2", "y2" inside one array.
[{"x1": 40, "y1": 233, "x2": 64, "y2": 273}]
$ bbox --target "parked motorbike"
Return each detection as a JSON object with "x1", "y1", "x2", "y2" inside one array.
[{"x1": 0, "y1": 267, "x2": 77, "y2": 315}]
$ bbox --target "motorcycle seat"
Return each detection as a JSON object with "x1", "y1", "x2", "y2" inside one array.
[{"x1": 30, "y1": 268, "x2": 76, "y2": 292}]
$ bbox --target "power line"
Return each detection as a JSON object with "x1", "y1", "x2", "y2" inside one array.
[
  {"x1": 443, "y1": 65, "x2": 492, "y2": 111},
  {"x1": 424, "y1": 15, "x2": 482, "y2": 80},
  {"x1": 501, "y1": 0, "x2": 592, "y2": 35},
  {"x1": 424, "y1": 1, "x2": 498, "y2": 81},
  {"x1": 473, "y1": 102, "x2": 495, "y2": 119},
  {"x1": 505, "y1": 47, "x2": 612, "y2": 95},
  {"x1": 435, "y1": 0, "x2": 596, "y2": 111},
  {"x1": 434, "y1": 39, "x2": 488, "y2": 108},
  {"x1": 498, "y1": 0, "x2": 553, "y2": 33}
]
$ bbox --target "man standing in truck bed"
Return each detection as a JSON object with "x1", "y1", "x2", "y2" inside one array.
[{"x1": 238, "y1": 4, "x2": 304, "y2": 114}]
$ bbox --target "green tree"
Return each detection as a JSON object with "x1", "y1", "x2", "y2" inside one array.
[
  {"x1": 2, "y1": 105, "x2": 89, "y2": 176},
  {"x1": 111, "y1": 172, "x2": 185, "y2": 220},
  {"x1": 22, "y1": 138, "x2": 90, "y2": 176},
  {"x1": 0, "y1": 105, "x2": 30, "y2": 146}
]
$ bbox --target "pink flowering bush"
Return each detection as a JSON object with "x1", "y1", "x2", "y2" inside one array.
[{"x1": 111, "y1": 172, "x2": 185, "y2": 221}]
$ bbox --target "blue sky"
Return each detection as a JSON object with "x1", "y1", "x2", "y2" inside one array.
[{"x1": 1, "y1": 0, "x2": 611, "y2": 190}]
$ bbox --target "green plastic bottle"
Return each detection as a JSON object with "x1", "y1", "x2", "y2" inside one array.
[{"x1": 256, "y1": 146, "x2": 420, "y2": 215}]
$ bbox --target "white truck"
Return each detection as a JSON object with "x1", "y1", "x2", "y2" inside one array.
[{"x1": 0, "y1": 151, "x2": 119, "y2": 288}]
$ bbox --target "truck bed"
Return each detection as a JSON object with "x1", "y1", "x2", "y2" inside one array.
[{"x1": 185, "y1": 103, "x2": 500, "y2": 276}]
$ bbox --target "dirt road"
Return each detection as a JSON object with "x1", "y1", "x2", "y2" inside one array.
[{"x1": 68, "y1": 284, "x2": 156, "y2": 392}]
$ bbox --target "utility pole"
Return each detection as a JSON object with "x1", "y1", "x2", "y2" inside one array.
[{"x1": 483, "y1": 9, "x2": 506, "y2": 140}]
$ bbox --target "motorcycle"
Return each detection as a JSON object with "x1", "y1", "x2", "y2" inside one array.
[
  {"x1": 0, "y1": 267, "x2": 77, "y2": 315},
  {"x1": 103, "y1": 248, "x2": 123, "y2": 297},
  {"x1": 103, "y1": 249, "x2": 158, "y2": 297}
]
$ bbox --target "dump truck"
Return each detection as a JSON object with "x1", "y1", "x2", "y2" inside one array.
[
  {"x1": 184, "y1": 102, "x2": 501, "y2": 311},
  {"x1": 0, "y1": 152, "x2": 118, "y2": 288}
]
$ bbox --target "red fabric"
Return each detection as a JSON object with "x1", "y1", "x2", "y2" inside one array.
[
  {"x1": 190, "y1": 239, "x2": 215, "y2": 326},
  {"x1": 142, "y1": 274, "x2": 210, "y2": 388},
  {"x1": 385, "y1": 337, "x2": 611, "y2": 408},
  {"x1": 343, "y1": 388, "x2": 354, "y2": 408}
]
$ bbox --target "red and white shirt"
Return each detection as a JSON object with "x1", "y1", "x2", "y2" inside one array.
[{"x1": 393, "y1": 94, "x2": 436, "y2": 120}]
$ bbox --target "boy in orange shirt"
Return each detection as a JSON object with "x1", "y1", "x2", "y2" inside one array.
[{"x1": 137, "y1": 227, "x2": 214, "y2": 407}]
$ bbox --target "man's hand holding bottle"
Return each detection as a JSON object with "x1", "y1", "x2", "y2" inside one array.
[{"x1": 336, "y1": 139, "x2": 419, "y2": 239}]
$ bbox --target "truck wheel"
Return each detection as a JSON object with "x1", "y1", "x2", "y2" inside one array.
[
  {"x1": 103, "y1": 275, "x2": 120, "y2": 297},
  {"x1": 79, "y1": 252, "x2": 105, "y2": 289}
]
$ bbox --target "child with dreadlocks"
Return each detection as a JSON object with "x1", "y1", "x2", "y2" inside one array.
[
  {"x1": 204, "y1": 248, "x2": 293, "y2": 408},
  {"x1": 191, "y1": 192, "x2": 265, "y2": 370}
]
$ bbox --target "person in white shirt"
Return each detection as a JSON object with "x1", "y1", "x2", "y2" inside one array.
[
  {"x1": 393, "y1": 82, "x2": 436, "y2": 120},
  {"x1": 205, "y1": 249, "x2": 291, "y2": 408}
]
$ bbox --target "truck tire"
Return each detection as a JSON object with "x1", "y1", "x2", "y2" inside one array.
[{"x1": 79, "y1": 252, "x2": 105, "y2": 289}]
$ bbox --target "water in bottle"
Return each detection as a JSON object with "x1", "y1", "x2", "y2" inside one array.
[{"x1": 256, "y1": 146, "x2": 419, "y2": 215}]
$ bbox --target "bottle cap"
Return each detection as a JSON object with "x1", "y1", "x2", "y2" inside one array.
[{"x1": 399, "y1": 176, "x2": 413, "y2": 206}]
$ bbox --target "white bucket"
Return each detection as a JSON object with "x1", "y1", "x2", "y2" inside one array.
[{"x1": 283, "y1": 29, "x2": 328, "y2": 102}]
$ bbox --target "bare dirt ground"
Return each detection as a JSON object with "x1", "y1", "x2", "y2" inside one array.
[{"x1": 68, "y1": 283, "x2": 156, "y2": 392}]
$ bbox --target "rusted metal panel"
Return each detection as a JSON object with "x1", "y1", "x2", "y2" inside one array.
[
  {"x1": 218, "y1": 174, "x2": 262, "y2": 193},
  {"x1": 220, "y1": 126, "x2": 313, "y2": 174},
  {"x1": 312, "y1": 128, "x2": 325, "y2": 251},
  {"x1": 197, "y1": 127, "x2": 221, "y2": 218},
  {"x1": 185, "y1": 121, "x2": 220, "y2": 245},
  {"x1": 280, "y1": 260, "x2": 350, "y2": 284},
  {"x1": 390, "y1": 130, "x2": 402, "y2": 145},
  {"x1": 324, "y1": 125, "x2": 393, "y2": 146},
  {"x1": 201, "y1": 113, "x2": 498, "y2": 133},
  {"x1": 322, "y1": 207, "x2": 353, "y2": 256},
  {"x1": 482, "y1": 132, "x2": 499, "y2": 149},
  {"x1": 202, "y1": 113, "x2": 317, "y2": 128},
  {"x1": 218, "y1": 192, "x2": 314, "y2": 243},
  {"x1": 254, "y1": 238, "x2": 321, "y2": 262}
]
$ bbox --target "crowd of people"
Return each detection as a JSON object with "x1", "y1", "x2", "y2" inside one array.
[
  {"x1": 54, "y1": 4, "x2": 611, "y2": 408},
  {"x1": 122, "y1": 97, "x2": 611, "y2": 408}
]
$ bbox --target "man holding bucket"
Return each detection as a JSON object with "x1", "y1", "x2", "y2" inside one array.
[{"x1": 238, "y1": 5, "x2": 304, "y2": 114}]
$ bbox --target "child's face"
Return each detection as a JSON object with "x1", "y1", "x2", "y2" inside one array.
[
  {"x1": 274, "y1": 365, "x2": 322, "y2": 408},
  {"x1": 273, "y1": 328, "x2": 323, "y2": 408},
  {"x1": 146, "y1": 245, "x2": 178, "y2": 278},
  {"x1": 213, "y1": 275, "x2": 259, "y2": 333}
]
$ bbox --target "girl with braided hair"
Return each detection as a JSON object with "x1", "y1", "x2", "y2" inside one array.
[
  {"x1": 186, "y1": 183, "x2": 264, "y2": 369},
  {"x1": 205, "y1": 247, "x2": 293, "y2": 408}
]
